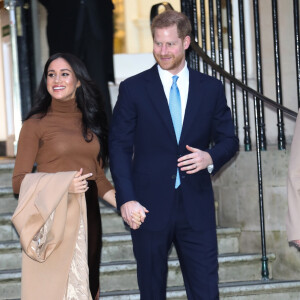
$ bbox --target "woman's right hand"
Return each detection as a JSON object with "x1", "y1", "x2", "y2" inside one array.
[{"x1": 69, "y1": 168, "x2": 93, "y2": 194}]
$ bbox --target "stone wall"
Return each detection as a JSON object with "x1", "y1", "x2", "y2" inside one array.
[{"x1": 213, "y1": 145, "x2": 300, "y2": 279}]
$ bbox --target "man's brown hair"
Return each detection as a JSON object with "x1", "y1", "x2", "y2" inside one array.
[{"x1": 151, "y1": 10, "x2": 192, "y2": 40}]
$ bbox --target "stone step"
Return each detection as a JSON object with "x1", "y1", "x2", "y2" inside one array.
[
  {"x1": 0, "y1": 196, "x2": 17, "y2": 215},
  {"x1": 0, "y1": 241, "x2": 21, "y2": 271},
  {"x1": 0, "y1": 190, "x2": 113, "y2": 214},
  {"x1": 0, "y1": 161, "x2": 14, "y2": 188},
  {"x1": 220, "y1": 280, "x2": 300, "y2": 299},
  {"x1": 0, "y1": 269, "x2": 21, "y2": 300},
  {"x1": 0, "y1": 207, "x2": 128, "y2": 244},
  {"x1": 99, "y1": 280, "x2": 300, "y2": 299},
  {"x1": 0, "y1": 227, "x2": 241, "y2": 271},
  {"x1": 0, "y1": 195, "x2": 112, "y2": 213},
  {"x1": 99, "y1": 254, "x2": 276, "y2": 292},
  {"x1": 0, "y1": 187, "x2": 13, "y2": 197},
  {"x1": 0, "y1": 254, "x2": 277, "y2": 299},
  {"x1": 0, "y1": 199, "x2": 241, "y2": 242},
  {"x1": 100, "y1": 287, "x2": 187, "y2": 300},
  {"x1": 101, "y1": 227, "x2": 240, "y2": 263},
  {"x1": 2, "y1": 280, "x2": 300, "y2": 300},
  {"x1": 100, "y1": 206, "x2": 128, "y2": 234},
  {"x1": 0, "y1": 215, "x2": 19, "y2": 242}
]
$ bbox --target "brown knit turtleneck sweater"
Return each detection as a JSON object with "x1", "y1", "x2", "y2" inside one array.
[{"x1": 12, "y1": 98, "x2": 113, "y2": 196}]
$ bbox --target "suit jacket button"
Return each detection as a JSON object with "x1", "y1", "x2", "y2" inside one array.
[{"x1": 171, "y1": 175, "x2": 176, "y2": 179}]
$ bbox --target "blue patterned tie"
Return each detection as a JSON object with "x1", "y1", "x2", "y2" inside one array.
[{"x1": 169, "y1": 75, "x2": 182, "y2": 188}]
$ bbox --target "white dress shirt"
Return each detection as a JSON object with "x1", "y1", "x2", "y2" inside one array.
[
  {"x1": 157, "y1": 62, "x2": 189, "y2": 124},
  {"x1": 157, "y1": 62, "x2": 214, "y2": 173}
]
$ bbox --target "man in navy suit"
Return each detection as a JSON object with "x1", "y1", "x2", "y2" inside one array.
[{"x1": 109, "y1": 10, "x2": 239, "y2": 299}]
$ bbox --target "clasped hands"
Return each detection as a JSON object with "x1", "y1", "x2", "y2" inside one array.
[{"x1": 121, "y1": 201, "x2": 149, "y2": 230}]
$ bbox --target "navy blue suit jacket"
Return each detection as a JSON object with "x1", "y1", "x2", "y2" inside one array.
[{"x1": 109, "y1": 65, "x2": 239, "y2": 231}]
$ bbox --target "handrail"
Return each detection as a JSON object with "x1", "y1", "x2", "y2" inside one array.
[{"x1": 190, "y1": 39, "x2": 297, "y2": 119}]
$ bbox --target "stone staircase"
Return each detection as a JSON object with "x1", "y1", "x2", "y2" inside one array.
[{"x1": 1, "y1": 159, "x2": 300, "y2": 299}]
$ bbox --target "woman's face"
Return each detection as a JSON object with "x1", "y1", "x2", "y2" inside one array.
[{"x1": 46, "y1": 58, "x2": 80, "y2": 101}]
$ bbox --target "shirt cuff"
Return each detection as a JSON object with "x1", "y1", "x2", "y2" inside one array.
[{"x1": 207, "y1": 164, "x2": 214, "y2": 174}]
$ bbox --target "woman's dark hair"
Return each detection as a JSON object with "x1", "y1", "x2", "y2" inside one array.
[{"x1": 25, "y1": 52, "x2": 109, "y2": 167}]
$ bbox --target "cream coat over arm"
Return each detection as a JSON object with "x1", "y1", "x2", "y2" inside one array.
[{"x1": 11, "y1": 171, "x2": 92, "y2": 300}]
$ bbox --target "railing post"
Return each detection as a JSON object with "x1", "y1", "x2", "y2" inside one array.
[
  {"x1": 253, "y1": 0, "x2": 267, "y2": 151},
  {"x1": 294, "y1": 0, "x2": 300, "y2": 109},
  {"x1": 253, "y1": 97, "x2": 269, "y2": 280},
  {"x1": 271, "y1": 0, "x2": 286, "y2": 150},
  {"x1": 252, "y1": 0, "x2": 269, "y2": 280},
  {"x1": 238, "y1": 0, "x2": 251, "y2": 151},
  {"x1": 181, "y1": 0, "x2": 200, "y2": 70},
  {"x1": 226, "y1": 0, "x2": 238, "y2": 137},
  {"x1": 216, "y1": 0, "x2": 225, "y2": 86},
  {"x1": 208, "y1": 0, "x2": 216, "y2": 77},
  {"x1": 200, "y1": 0, "x2": 208, "y2": 74}
]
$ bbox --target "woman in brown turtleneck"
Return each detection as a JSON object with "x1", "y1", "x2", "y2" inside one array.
[{"x1": 12, "y1": 53, "x2": 143, "y2": 299}]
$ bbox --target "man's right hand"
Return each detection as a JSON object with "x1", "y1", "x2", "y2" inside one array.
[{"x1": 121, "y1": 201, "x2": 149, "y2": 230}]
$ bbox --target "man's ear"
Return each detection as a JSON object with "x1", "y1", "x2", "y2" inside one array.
[{"x1": 183, "y1": 36, "x2": 191, "y2": 50}]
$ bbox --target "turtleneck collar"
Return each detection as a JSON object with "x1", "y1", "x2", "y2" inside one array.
[{"x1": 50, "y1": 98, "x2": 81, "y2": 113}]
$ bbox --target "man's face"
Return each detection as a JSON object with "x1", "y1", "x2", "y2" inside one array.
[{"x1": 153, "y1": 25, "x2": 190, "y2": 75}]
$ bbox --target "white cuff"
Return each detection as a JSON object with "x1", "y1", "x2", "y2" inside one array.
[{"x1": 207, "y1": 164, "x2": 214, "y2": 174}]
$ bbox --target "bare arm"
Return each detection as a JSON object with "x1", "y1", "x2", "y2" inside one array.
[{"x1": 102, "y1": 189, "x2": 117, "y2": 207}]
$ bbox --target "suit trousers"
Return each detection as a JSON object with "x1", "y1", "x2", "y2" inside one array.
[{"x1": 131, "y1": 187, "x2": 219, "y2": 300}]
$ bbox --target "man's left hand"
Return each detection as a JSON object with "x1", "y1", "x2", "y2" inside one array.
[{"x1": 178, "y1": 145, "x2": 213, "y2": 174}]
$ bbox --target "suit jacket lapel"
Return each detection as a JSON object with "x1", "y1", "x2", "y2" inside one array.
[
  {"x1": 146, "y1": 65, "x2": 177, "y2": 143},
  {"x1": 180, "y1": 68, "x2": 202, "y2": 145}
]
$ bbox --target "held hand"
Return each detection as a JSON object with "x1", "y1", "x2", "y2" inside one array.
[
  {"x1": 177, "y1": 145, "x2": 213, "y2": 174},
  {"x1": 120, "y1": 201, "x2": 149, "y2": 230},
  {"x1": 131, "y1": 211, "x2": 143, "y2": 226},
  {"x1": 68, "y1": 168, "x2": 93, "y2": 194}
]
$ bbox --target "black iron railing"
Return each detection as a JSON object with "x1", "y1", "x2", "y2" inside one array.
[
  {"x1": 238, "y1": 0, "x2": 251, "y2": 151},
  {"x1": 252, "y1": 0, "x2": 267, "y2": 151},
  {"x1": 294, "y1": 0, "x2": 300, "y2": 108},
  {"x1": 272, "y1": 0, "x2": 285, "y2": 150},
  {"x1": 151, "y1": 0, "x2": 299, "y2": 281}
]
